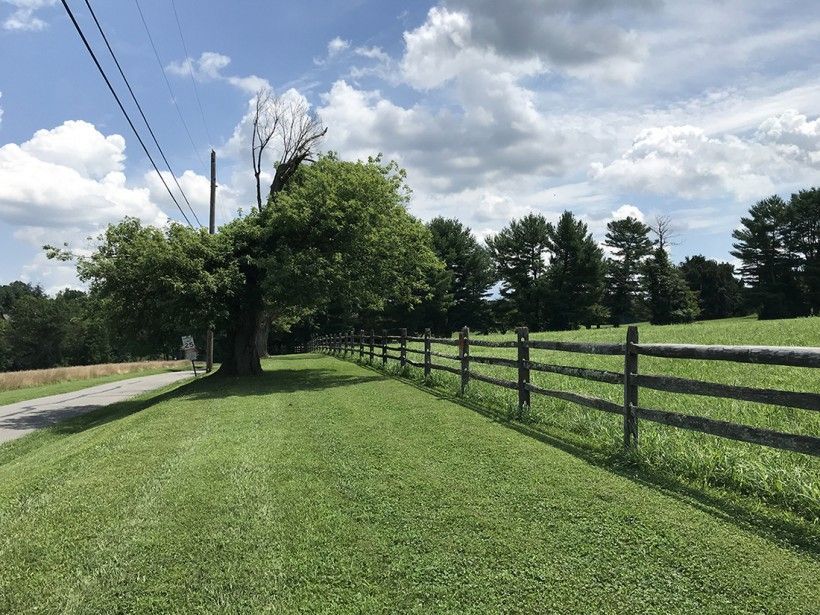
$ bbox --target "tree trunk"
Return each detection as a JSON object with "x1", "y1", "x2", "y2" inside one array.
[
  {"x1": 217, "y1": 306, "x2": 264, "y2": 377},
  {"x1": 255, "y1": 314, "x2": 270, "y2": 358}
]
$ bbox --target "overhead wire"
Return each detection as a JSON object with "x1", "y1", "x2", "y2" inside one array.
[
  {"x1": 132, "y1": 0, "x2": 205, "y2": 168},
  {"x1": 82, "y1": 0, "x2": 202, "y2": 228},
  {"x1": 59, "y1": 0, "x2": 194, "y2": 228},
  {"x1": 169, "y1": 0, "x2": 213, "y2": 147}
]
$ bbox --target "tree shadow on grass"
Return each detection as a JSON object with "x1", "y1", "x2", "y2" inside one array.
[{"x1": 350, "y1": 359, "x2": 820, "y2": 559}]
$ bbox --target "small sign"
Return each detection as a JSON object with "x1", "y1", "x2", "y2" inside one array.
[
  {"x1": 184, "y1": 348, "x2": 197, "y2": 360},
  {"x1": 181, "y1": 335, "x2": 196, "y2": 350}
]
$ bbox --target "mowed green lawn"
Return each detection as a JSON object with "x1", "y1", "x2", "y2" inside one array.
[
  {"x1": 396, "y1": 316, "x2": 820, "y2": 521},
  {"x1": 0, "y1": 355, "x2": 817, "y2": 613}
]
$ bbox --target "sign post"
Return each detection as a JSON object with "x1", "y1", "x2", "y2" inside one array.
[{"x1": 181, "y1": 335, "x2": 198, "y2": 376}]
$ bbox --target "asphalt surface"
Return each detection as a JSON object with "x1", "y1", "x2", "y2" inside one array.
[{"x1": 0, "y1": 371, "x2": 194, "y2": 444}]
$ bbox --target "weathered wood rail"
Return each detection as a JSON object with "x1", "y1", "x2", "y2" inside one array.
[{"x1": 309, "y1": 327, "x2": 820, "y2": 456}]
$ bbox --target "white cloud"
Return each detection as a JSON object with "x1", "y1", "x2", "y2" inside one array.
[
  {"x1": 0, "y1": 121, "x2": 174, "y2": 289},
  {"x1": 611, "y1": 204, "x2": 646, "y2": 222},
  {"x1": 2, "y1": 0, "x2": 54, "y2": 31},
  {"x1": 327, "y1": 37, "x2": 350, "y2": 57},
  {"x1": 590, "y1": 114, "x2": 820, "y2": 202},
  {"x1": 166, "y1": 51, "x2": 270, "y2": 94}
]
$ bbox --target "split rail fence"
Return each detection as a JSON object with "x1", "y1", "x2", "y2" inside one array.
[{"x1": 310, "y1": 326, "x2": 820, "y2": 456}]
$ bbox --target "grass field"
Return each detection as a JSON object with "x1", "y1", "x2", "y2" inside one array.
[
  {"x1": 350, "y1": 316, "x2": 820, "y2": 522},
  {"x1": 0, "y1": 354, "x2": 817, "y2": 613},
  {"x1": 0, "y1": 361, "x2": 191, "y2": 407}
]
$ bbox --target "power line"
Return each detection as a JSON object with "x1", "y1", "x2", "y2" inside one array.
[
  {"x1": 83, "y1": 0, "x2": 202, "y2": 228},
  {"x1": 132, "y1": 0, "x2": 205, "y2": 168},
  {"x1": 169, "y1": 0, "x2": 213, "y2": 147},
  {"x1": 59, "y1": 0, "x2": 194, "y2": 228}
]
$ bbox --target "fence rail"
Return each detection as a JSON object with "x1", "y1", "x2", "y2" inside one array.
[{"x1": 309, "y1": 326, "x2": 820, "y2": 457}]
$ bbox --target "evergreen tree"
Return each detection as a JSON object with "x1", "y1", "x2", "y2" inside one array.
[
  {"x1": 426, "y1": 217, "x2": 495, "y2": 333},
  {"x1": 543, "y1": 211, "x2": 605, "y2": 330},
  {"x1": 486, "y1": 213, "x2": 551, "y2": 330},
  {"x1": 602, "y1": 216, "x2": 653, "y2": 325},
  {"x1": 731, "y1": 195, "x2": 806, "y2": 319},
  {"x1": 643, "y1": 248, "x2": 699, "y2": 324},
  {"x1": 787, "y1": 188, "x2": 820, "y2": 314},
  {"x1": 679, "y1": 255, "x2": 745, "y2": 320}
]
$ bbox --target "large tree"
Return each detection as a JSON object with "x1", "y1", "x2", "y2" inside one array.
[
  {"x1": 77, "y1": 155, "x2": 440, "y2": 376},
  {"x1": 603, "y1": 216, "x2": 653, "y2": 325},
  {"x1": 486, "y1": 213, "x2": 551, "y2": 330},
  {"x1": 424, "y1": 217, "x2": 495, "y2": 333},
  {"x1": 543, "y1": 211, "x2": 605, "y2": 330},
  {"x1": 679, "y1": 255, "x2": 745, "y2": 320},
  {"x1": 731, "y1": 195, "x2": 806, "y2": 319},
  {"x1": 786, "y1": 188, "x2": 820, "y2": 314},
  {"x1": 643, "y1": 247, "x2": 699, "y2": 325}
]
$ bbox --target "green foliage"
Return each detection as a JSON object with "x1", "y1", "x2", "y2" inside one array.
[
  {"x1": 486, "y1": 212, "x2": 551, "y2": 329},
  {"x1": 78, "y1": 218, "x2": 240, "y2": 358},
  {"x1": 643, "y1": 248, "x2": 700, "y2": 324},
  {"x1": 77, "y1": 155, "x2": 439, "y2": 373},
  {"x1": 408, "y1": 217, "x2": 495, "y2": 334},
  {"x1": 786, "y1": 188, "x2": 820, "y2": 314},
  {"x1": 603, "y1": 216, "x2": 653, "y2": 325},
  {"x1": 731, "y1": 194, "x2": 808, "y2": 319},
  {"x1": 543, "y1": 211, "x2": 605, "y2": 330},
  {"x1": 679, "y1": 255, "x2": 745, "y2": 319}
]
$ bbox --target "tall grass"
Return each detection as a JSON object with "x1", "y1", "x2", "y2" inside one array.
[
  {"x1": 347, "y1": 316, "x2": 820, "y2": 521},
  {"x1": 0, "y1": 361, "x2": 188, "y2": 392}
]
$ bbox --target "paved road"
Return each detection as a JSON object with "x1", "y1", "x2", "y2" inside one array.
[{"x1": 0, "y1": 371, "x2": 194, "y2": 444}]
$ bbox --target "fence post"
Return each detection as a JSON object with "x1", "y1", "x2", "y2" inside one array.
[
  {"x1": 517, "y1": 326, "x2": 530, "y2": 410},
  {"x1": 359, "y1": 329, "x2": 365, "y2": 361},
  {"x1": 624, "y1": 325, "x2": 639, "y2": 448},
  {"x1": 381, "y1": 329, "x2": 388, "y2": 367},
  {"x1": 400, "y1": 328, "x2": 407, "y2": 368},
  {"x1": 424, "y1": 328, "x2": 431, "y2": 380},
  {"x1": 459, "y1": 326, "x2": 470, "y2": 394},
  {"x1": 369, "y1": 330, "x2": 375, "y2": 362}
]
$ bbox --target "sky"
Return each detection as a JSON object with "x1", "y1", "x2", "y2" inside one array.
[{"x1": 1, "y1": 0, "x2": 819, "y2": 293}]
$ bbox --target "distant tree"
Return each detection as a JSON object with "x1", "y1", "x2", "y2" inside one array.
[
  {"x1": 731, "y1": 195, "x2": 806, "y2": 319},
  {"x1": 679, "y1": 255, "x2": 745, "y2": 320},
  {"x1": 4, "y1": 294, "x2": 64, "y2": 370},
  {"x1": 603, "y1": 216, "x2": 653, "y2": 325},
  {"x1": 486, "y1": 213, "x2": 551, "y2": 330},
  {"x1": 786, "y1": 188, "x2": 820, "y2": 314},
  {"x1": 0, "y1": 281, "x2": 44, "y2": 315},
  {"x1": 643, "y1": 248, "x2": 699, "y2": 324},
  {"x1": 649, "y1": 214, "x2": 680, "y2": 251},
  {"x1": 541, "y1": 211, "x2": 605, "y2": 330},
  {"x1": 426, "y1": 217, "x2": 495, "y2": 333}
]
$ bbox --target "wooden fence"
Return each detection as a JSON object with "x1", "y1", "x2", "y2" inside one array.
[{"x1": 309, "y1": 326, "x2": 820, "y2": 456}]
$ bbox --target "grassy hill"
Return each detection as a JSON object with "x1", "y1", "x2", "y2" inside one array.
[
  {"x1": 388, "y1": 316, "x2": 820, "y2": 521},
  {"x1": 0, "y1": 355, "x2": 817, "y2": 612}
]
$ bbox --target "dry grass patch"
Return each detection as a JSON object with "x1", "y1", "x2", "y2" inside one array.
[{"x1": 0, "y1": 361, "x2": 188, "y2": 391}]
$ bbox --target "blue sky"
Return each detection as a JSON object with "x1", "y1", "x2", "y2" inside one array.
[{"x1": 1, "y1": 0, "x2": 819, "y2": 292}]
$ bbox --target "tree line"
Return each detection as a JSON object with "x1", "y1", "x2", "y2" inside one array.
[{"x1": 2, "y1": 166, "x2": 817, "y2": 373}]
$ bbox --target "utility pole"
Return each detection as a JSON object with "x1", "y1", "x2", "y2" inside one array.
[{"x1": 206, "y1": 149, "x2": 216, "y2": 372}]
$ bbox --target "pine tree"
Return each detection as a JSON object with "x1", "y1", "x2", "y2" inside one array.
[
  {"x1": 543, "y1": 211, "x2": 605, "y2": 330},
  {"x1": 679, "y1": 255, "x2": 745, "y2": 320},
  {"x1": 643, "y1": 247, "x2": 699, "y2": 324},
  {"x1": 731, "y1": 195, "x2": 806, "y2": 319},
  {"x1": 486, "y1": 213, "x2": 551, "y2": 330},
  {"x1": 427, "y1": 217, "x2": 495, "y2": 333},
  {"x1": 603, "y1": 216, "x2": 653, "y2": 325},
  {"x1": 787, "y1": 188, "x2": 820, "y2": 315}
]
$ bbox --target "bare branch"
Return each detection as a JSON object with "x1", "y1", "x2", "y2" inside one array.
[{"x1": 650, "y1": 215, "x2": 680, "y2": 250}]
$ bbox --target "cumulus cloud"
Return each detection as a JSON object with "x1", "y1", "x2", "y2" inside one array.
[
  {"x1": 0, "y1": 121, "x2": 167, "y2": 230},
  {"x1": 327, "y1": 36, "x2": 349, "y2": 57},
  {"x1": 590, "y1": 112, "x2": 820, "y2": 202},
  {"x1": 401, "y1": 2, "x2": 648, "y2": 87},
  {"x1": 2, "y1": 0, "x2": 54, "y2": 31},
  {"x1": 166, "y1": 51, "x2": 270, "y2": 94}
]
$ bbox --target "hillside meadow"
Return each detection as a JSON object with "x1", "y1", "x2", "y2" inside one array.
[{"x1": 352, "y1": 316, "x2": 820, "y2": 523}]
